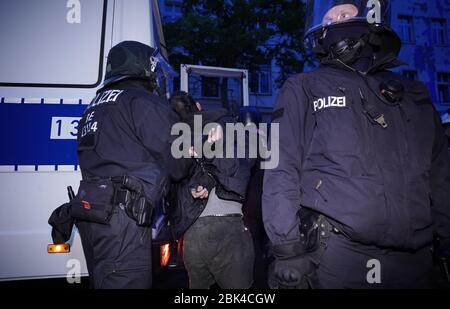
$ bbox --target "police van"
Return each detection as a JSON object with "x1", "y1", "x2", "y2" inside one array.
[{"x1": 0, "y1": 0, "x2": 176, "y2": 282}]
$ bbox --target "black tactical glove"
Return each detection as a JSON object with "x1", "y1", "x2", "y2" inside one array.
[
  {"x1": 268, "y1": 243, "x2": 316, "y2": 289},
  {"x1": 48, "y1": 203, "x2": 74, "y2": 244},
  {"x1": 268, "y1": 256, "x2": 312, "y2": 289}
]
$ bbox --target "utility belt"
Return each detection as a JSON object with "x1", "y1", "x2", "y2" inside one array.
[
  {"x1": 294, "y1": 207, "x2": 337, "y2": 288},
  {"x1": 71, "y1": 175, "x2": 154, "y2": 227},
  {"x1": 269, "y1": 208, "x2": 337, "y2": 289},
  {"x1": 299, "y1": 207, "x2": 338, "y2": 253}
]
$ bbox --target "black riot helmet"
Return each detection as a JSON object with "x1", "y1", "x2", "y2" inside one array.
[
  {"x1": 101, "y1": 41, "x2": 160, "y2": 92},
  {"x1": 304, "y1": 0, "x2": 401, "y2": 64}
]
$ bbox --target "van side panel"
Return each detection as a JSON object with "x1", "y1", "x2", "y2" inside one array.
[
  {"x1": 0, "y1": 0, "x2": 174, "y2": 281},
  {"x1": 0, "y1": 0, "x2": 114, "y2": 281},
  {"x1": 112, "y1": 0, "x2": 153, "y2": 47}
]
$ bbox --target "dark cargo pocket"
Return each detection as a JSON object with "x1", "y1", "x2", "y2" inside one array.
[{"x1": 70, "y1": 179, "x2": 116, "y2": 224}]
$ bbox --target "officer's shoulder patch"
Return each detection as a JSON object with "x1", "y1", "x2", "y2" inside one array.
[{"x1": 271, "y1": 108, "x2": 284, "y2": 121}]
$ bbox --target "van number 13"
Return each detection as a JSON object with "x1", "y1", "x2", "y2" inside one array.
[{"x1": 50, "y1": 117, "x2": 80, "y2": 140}]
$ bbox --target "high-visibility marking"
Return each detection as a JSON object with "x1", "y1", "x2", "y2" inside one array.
[
  {"x1": 16, "y1": 165, "x2": 37, "y2": 172},
  {"x1": 56, "y1": 165, "x2": 78, "y2": 172},
  {"x1": 3, "y1": 98, "x2": 23, "y2": 104},
  {"x1": 23, "y1": 98, "x2": 43, "y2": 104},
  {"x1": 37, "y1": 165, "x2": 56, "y2": 172},
  {"x1": 0, "y1": 166, "x2": 15, "y2": 172},
  {"x1": 0, "y1": 165, "x2": 82, "y2": 173},
  {"x1": 43, "y1": 98, "x2": 61, "y2": 104},
  {"x1": 1, "y1": 97, "x2": 86, "y2": 105},
  {"x1": 63, "y1": 99, "x2": 81, "y2": 105}
]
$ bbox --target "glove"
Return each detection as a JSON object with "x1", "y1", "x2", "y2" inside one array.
[
  {"x1": 268, "y1": 256, "x2": 312, "y2": 289},
  {"x1": 48, "y1": 203, "x2": 74, "y2": 244},
  {"x1": 268, "y1": 243, "x2": 316, "y2": 289}
]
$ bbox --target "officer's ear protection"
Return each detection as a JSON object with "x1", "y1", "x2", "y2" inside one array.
[{"x1": 380, "y1": 80, "x2": 405, "y2": 103}]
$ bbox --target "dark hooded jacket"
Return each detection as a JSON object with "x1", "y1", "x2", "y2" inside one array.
[{"x1": 168, "y1": 109, "x2": 255, "y2": 239}]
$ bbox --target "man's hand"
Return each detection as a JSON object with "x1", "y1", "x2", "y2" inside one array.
[
  {"x1": 207, "y1": 125, "x2": 223, "y2": 143},
  {"x1": 191, "y1": 186, "x2": 209, "y2": 199},
  {"x1": 189, "y1": 147, "x2": 199, "y2": 158}
]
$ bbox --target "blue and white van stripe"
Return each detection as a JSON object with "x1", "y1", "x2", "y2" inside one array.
[
  {"x1": 0, "y1": 165, "x2": 81, "y2": 172},
  {"x1": 0, "y1": 97, "x2": 87, "y2": 172},
  {"x1": 0, "y1": 97, "x2": 88, "y2": 105}
]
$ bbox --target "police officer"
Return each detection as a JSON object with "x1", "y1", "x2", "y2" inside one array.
[
  {"x1": 74, "y1": 41, "x2": 189, "y2": 289},
  {"x1": 263, "y1": 0, "x2": 450, "y2": 288}
]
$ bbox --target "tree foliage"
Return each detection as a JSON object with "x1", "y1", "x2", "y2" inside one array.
[{"x1": 163, "y1": 0, "x2": 312, "y2": 88}]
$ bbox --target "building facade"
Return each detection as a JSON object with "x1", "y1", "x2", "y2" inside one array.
[{"x1": 390, "y1": 0, "x2": 450, "y2": 114}]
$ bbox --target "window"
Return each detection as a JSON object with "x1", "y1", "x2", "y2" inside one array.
[
  {"x1": 402, "y1": 70, "x2": 418, "y2": 81},
  {"x1": 438, "y1": 73, "x2": 450, "y2": 104},
  {"x1": 431, "y1": 18, "x2": 448, "y2": 45},
  {"x1": 0, "y1": 0, "x2": 106, "y2": 87},
  {"x1": 250, "y1": 65, "x2": 272, "y2": 95},
  {"x1": 397, "y1": 15, "x2": 415, "y2": 43},
  {"x1": 201, "y1": 77, "x2": 220, "y2": 98}
]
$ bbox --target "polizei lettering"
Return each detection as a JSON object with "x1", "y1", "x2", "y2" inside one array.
[
  {"x1": 313, "y1": 96, "x2": 346, "y2": 112},
  {"x1": 87, "y1": 90, "x2": 124, "y2": 110}
]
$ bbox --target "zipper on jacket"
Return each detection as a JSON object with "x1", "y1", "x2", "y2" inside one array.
[
  {"x1": 398, "y1": 103, "x2": 410, "y2": 158},
  {"x1": 397, "y1": 102, "x2": 412, "y2": 242}
]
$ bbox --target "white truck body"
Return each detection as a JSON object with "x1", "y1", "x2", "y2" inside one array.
[{"x1": 0, "y1": 0, "x2": 175, "y2": 281}]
